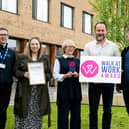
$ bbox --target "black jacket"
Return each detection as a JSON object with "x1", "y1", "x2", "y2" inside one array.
[
  {"x1": 0, "y1": 44, "x2": 16, "y2": 84},
  {"x1": 117, "y1": 46, "x2": 129, "y2": 90},
  {"x1": 120, "y1": 47, "x2": 129, "y2": 89}
]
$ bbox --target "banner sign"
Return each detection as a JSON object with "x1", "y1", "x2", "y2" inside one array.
[{"x1": 79, "y1": 56, "x2": 121, "y2": 83}]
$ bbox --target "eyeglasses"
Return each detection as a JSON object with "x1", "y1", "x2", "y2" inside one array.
[
  {"x1": 0, "y1": 34, "x2": 8, "y2": 36},
  {"x1": 66, "y1": 45, "x2": 75, "y2": 48}
]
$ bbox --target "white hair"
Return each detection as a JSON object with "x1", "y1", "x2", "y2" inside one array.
[{"x1": 62, "y1": 39, "x2": 76, "y2": 49}]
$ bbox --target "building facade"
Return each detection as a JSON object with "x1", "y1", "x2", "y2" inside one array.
[
  {"x1": 1, "y1": 0, "x2": 124, "y2": 106},
  {"x1": 0, "y1": 0, "x2": 94, "y2": 70}
]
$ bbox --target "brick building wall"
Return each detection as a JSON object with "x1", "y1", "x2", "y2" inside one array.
[{"x1": 0, "y1": 0, "x2": 94, "y2": 49}]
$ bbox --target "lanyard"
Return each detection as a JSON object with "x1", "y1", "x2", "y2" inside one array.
[{"x1": 0, "y1": 48, "x2": 8, "y2": 63}]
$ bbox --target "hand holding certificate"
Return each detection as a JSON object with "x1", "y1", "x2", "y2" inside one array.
[{"x1": 28, "y1": 62, "x2": 46, "y2": 85}]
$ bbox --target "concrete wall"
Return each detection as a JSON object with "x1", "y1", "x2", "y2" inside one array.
[{"x1": 10, "y1": 82, "x2": 125, "y2": 106}]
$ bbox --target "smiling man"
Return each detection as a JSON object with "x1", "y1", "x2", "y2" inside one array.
[
  {"x1": 0, "y1": 27, "x2": 16, "y2": 129},
  {"x1": 84, "y1": 22, "x2": 120, "y2": 129}
]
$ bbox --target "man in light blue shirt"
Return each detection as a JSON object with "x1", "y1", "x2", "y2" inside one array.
[{"x1": 84, "y1": 22, "x2": 120, "y2": 129}]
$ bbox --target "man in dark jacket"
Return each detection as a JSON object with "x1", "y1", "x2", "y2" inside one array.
[
  {"x1": 119, "y1": 30, "x2": 129, "y2": 115},
  {"x1": 0, "y1": 27, "x2": 16, "y2": 129}
]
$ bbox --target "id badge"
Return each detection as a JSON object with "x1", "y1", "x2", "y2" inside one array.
[{"x1": 0, "y1": 63, "x2": 6, "y2": 69}]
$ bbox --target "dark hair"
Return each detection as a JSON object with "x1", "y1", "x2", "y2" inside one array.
[
  {"x1": 94, "y1": 22, "x2": 107, "y2": 30},
  {"x1": 0, "y1": 27, "x2": 8, "y2": 32}
]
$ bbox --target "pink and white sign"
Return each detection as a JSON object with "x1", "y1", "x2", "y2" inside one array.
[{"x1": 79, "y1": 56, "x2": 121, "y2": 83}]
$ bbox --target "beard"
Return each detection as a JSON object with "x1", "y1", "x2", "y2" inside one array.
[{"x1": 96, "y1": 35, "x2": 105, "y2": 41}]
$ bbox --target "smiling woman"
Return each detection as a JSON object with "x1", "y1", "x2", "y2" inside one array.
[
  {"x1": 53, "y1": 39, "x2": 82, "y2": 129},
  {"x1": 14, "y1": 37, "x2": 52, "y2": 129}
]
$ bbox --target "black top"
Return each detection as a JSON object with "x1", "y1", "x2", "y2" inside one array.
[
  {"x1": 0, "y1": 44, "x2": 16, "y2": 84},
  {"x1": 121, "y1": 46, "x2": 129, "y2": 87},
  {"x1": 57, "y1": 56, "x2": 82, "y2": 104}
]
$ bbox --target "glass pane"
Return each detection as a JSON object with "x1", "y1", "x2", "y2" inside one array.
[
  {"x1": 56, "y1": 46, "x2": 63, "y2": 57},
  {"x1": 42, "y1": 44, "x2": 49, "y2": 55},
  {"x1": 8, "y1": 39, "x2": 20, "y2": 51},
  {"x1": 37, "y1": 0, "x2": 48, "y2": 22},
  {"x1": 84, "y1": 13, "x2": 92, "y2": 34},
  {"x1": 63, "y1": 5, "x2": 72, "y2": 29},
  {"x1": 2, "y1": 0, "x2": 17, "y2": 13}
]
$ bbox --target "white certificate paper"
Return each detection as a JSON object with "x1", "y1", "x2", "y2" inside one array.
[{"x1": 28, "y1": 62, "x2": 46, "y2": 85}]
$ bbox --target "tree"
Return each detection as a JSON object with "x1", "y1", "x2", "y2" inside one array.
[{"x1": 89, "y1": 0, "x2": 129, "y2": 50}]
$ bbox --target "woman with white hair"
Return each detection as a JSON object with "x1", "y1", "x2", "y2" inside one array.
[{"x1": 53, "y1": 39, "x2": 82, "y2": 129}]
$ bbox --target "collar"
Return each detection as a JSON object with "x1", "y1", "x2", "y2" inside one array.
[
  {"x1": 0, "y1": 43, "x2": 8, "y2": 49},
  {"x1": 95, "y1": 39, "x2": 109, "y2": 45},
  {"x1": 63, "y1": 54, "x2": 74, "y2": 59}
]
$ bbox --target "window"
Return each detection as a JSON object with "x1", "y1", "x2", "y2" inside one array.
[
  {"x1": 82, "y1": 12, "x2": 93, "y2": 34},
  {"x1": 56, "y1": 46, "x2": 63, "y2": 57},
  {"x1": 32, "y1": 0, "x2": 49, "y2": 22},
  {"x1": 0, "y1": 0, "x2": 17, "y2": 13},
  {"x1": 8, "y1": 39, "x2": 20, "y2": 51},
  {"x1": 42, "y1": 44, "x2": 50, "y2": 55},
  {"x1": 61, "y1": 4, "x2": 73, "y2": 29}
]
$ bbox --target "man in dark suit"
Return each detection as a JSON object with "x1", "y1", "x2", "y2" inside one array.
[
  {"x1": 0, "y1": 27, "x2": 16, "y2": 129},
  {"x1": 119, "y1": 29, "x2": 129, "y2": 115}
]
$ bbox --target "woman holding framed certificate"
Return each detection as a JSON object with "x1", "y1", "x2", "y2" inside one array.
[{"x1": 14, "y1": 37, "x2": 52, "y2": 129}]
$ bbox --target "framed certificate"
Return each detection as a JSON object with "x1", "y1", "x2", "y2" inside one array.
[{"x1": 28, "y1": 62, "x2": 46, "y2": 85}]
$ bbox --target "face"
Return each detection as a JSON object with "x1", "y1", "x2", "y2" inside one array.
[
  {"x1": 95, "y1": 23, "x2": 107, "y2": 41},
  {"x1": 0, "y1": 30, "x2": 8, "y2": 46},
  {"x1": 30, "y1": 39, "x2": 40, "y2": 54},
  {"x1": 126, "y1": 32, "x2": 129, "y2": 41},
  {"x1": 64, "y1": 45, "x2": 75, "y2": 56}
]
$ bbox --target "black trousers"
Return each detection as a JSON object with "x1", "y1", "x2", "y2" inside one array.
[
  {"x1": 57, "y1": 100, "x2": 81, "y2": 129},
  {"x1": 89, "y1": 83, "x2": 114, "y2": 129},
  {"x1": 123, "y1": 83, "x2": 129, "y2": 115},
  {"x1": 0, "y1": 83, "x2": 12, "y2": 129}
]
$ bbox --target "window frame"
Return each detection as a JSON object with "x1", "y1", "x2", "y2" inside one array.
[
  {"x1": 60, "y1": 3, "x2": 74, "y2": 30},
  {"x1": 7, "y1": 38, "x2": 21, "y2": 52},
  {"x1": 32, "y1": 0, "x2": 49, "y2": 23},
  {"x1": 0, "y1": 0, "x2": 18, "y2": 14},
  {"x1": 82, "y1": 11, "x2": 93, "y2": 35}
]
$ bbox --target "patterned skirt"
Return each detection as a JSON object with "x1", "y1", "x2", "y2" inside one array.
[{"x1": 14, "y1": 86, "x2": 42, "y2": 129}]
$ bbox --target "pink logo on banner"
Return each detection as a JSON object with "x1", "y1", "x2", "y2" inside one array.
[{"x1": 81, "y1": 60, "x2": 99, "y2": 78}]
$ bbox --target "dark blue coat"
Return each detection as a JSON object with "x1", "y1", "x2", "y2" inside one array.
[
  {"x1": 57, "y1": 56, "x2": 82, "y2": 104},
  {"x1": 0, "y1": 44, "x2": 16, "y2": 84},
  {"x1": 120, "y1": 46, "x2": 129, "y2": 89}
]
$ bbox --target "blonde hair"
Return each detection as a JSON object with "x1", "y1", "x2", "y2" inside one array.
[
  {"x1": 62, "y1": 39, "x2": 76, "y2": 49},
  {"x1": 24, "y1": 37, "x2": 43, "y2": 59}
]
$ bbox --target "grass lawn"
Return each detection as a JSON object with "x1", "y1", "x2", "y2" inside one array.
[{"x1": 6, "y1": 103, "x2": 129, "y2": 129}]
